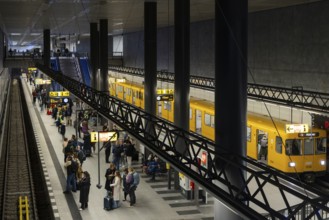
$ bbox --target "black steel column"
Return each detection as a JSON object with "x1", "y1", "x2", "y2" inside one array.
[
  {"x1": 43, "y1": 29, "x2": 50, "y2": 68},
  {"x1": 144, "y1": 2, "x2": 157, "y2": 116},
  {"x1": 214, "y1": 0, "x2": 247, "y2": 219},
  {"x1": 174, "y1": 0, "x2": 190, "y2": 153},
  {"x1": 99, "y1": 19, "x2": 108, "y2": 92},
  {"x1": 90, "y1": 22, "x2": 99, "y2": 89}
]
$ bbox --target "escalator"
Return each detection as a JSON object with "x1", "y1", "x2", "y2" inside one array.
[{"x1": 78, "y1": 58, "x2": 91, "y2": 87}]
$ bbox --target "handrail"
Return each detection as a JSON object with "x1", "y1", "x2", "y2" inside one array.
[
  {"x1": 109, "y1": 65, "x2": 329, "y2": 114},
  {"x1": 37, "y1": 63, "x2": 329, "y2": 220}
]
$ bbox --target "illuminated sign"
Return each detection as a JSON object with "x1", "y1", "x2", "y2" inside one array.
[
  {"x1": 116, "y1": 79, "x2": 126, "y2": 83},
  {"x1": 49, "y1": 91, "x2": 70, "y2": 97},
  {"x1": 156, "y1": 94, "x2": 174, "y2": 101},
  {"x1": 35, "y1": 78, "x2": 51, "y2": 85},
  {"x1": 298, "y1": 132, "x2": 319, "y2": 137},
  {"x1": 286, "y1": 124, "x2": 309, "y2": 134},
  {"x1": 90, "y1": 131, "x2": 118, "y2": 143}
]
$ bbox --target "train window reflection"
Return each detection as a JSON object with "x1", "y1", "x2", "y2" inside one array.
[
  {"x1": 304, "y1": 139, "x2": 313, "y2": 155},
  {"x1": 204, "y1": 113, "x2": 215, "y2": 128},
  {"x1": 315, "y1": 138, "x2": 326, "y2": 154},
  {"x1": 246, "y1": 126, "x2": 251, "y2": 142},
  {"x1": 276, "y1": 136, "x2": 282, "y2": 154},
  {"x1": 285, "y1": 139, "x2": 302, "y2": 155}
]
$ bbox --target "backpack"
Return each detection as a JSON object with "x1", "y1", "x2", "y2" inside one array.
[
  {"x1": 78, "y1": 150, "x2": 86, "y2": 162},
  {"x1": 71, "y1": 160, "x2": 78, "y2": 173},
  {"x1": 133, "y1": 172, "x2": 140, "y2": 186}
]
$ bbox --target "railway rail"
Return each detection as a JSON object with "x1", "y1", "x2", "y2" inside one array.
[
  {"x1": 0, "y1": 78, "x2": 55, "y2": 219},
  {"x1": 0, "y1": 79, "x2": 36, "y2": 219}
]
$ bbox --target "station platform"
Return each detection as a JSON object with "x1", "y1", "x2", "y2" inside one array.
[{"x1": 21, "y1": 77, "x2": 214, "y2": 220}]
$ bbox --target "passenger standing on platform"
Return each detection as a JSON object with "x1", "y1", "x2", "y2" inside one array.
[
  {"x1": 62, "y1": 137, "x2": 69, "y2": 162},
  {"x1": 105, "y1": 163, "x2": 116, "y2": 193},
  {"x1": 122, "y1": 168, "x2": 129, "y2": 201},
  {"x1": 110, "y1": 171, "x2": 122, "y2": 208},
  {"x1": 63, "y1": 156, "x2": 79, "y2": 194},
  {"x1": 112, "y1": 140, "x2": 123, "y2": 170},
  {"x1": 65, "y1": 107, "x2": 72, "y2": 126},
  {"x1": 78, "y1": 171, "x2": 91, "y2": 211},
  {"x1": 126, "y1": 167, "x2": 135, "y2": 207},
  {"x1": 60, "y1": 123, "x2": 66, "y2": 140},
  {"x1": 124, "y1": 138, "x2": 134, "y2": 168},
  {"x1": 32, "y1": 89, "x2": 37, "y2": 105}
]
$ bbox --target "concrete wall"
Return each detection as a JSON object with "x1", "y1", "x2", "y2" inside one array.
[
  {"x1": 123, "y1": 1, "x2": 329, "y2": 93},
  {"x1": 248, "y1": 0, "x2": 329, "y2": 93},
  {"x1": 0, "y1": 29, "x2": 4, "y2": 70}
]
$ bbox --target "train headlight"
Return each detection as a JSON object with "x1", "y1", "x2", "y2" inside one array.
[
  {"x1": 289, "y1": 162, "x2": 296, "y2": 167},
  {"x1": 320, "y1": 160, "x2": 326, "y2": 166}
]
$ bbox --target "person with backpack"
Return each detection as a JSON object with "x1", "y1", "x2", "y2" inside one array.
[
  {"x1": 77, "y1": 146, "x2": 86, "y2": 166},
  {"x1": 63, "y1": 156, "x2": 80, "y2": 193},
  {"x1": 127, "y1": 167, "x2": 140, "y2": 207}
]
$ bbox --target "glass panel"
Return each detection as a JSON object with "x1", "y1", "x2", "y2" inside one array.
[
  {"x1": 304, "y1": 139, "x2": 313, "y2": 155},
  {"x1": 275, "y1": 136, "x2": 282, "y2": 154},
  {"x1": 285, "y1": 139, "x2": 302, "y2": 155},
  {"x1": 189, "y1": 108, "x2": 192, "y2": 120},
  {"x1": 210, "y1": 115, "x2": 215, "y2": 128},
  {"x1": 205, "y1": 114, "x2": 211, "y2": 126},
  {"x1": 246, "y1": 126, "x2": 251, "y2": 142},
  {"x1": 315, "y1": 138, "x2": 326, "y2": 154}
]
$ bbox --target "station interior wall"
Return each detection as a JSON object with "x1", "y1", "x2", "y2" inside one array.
[
  {"x1": 122, "y1": 0, "x2": 329, "y2": 94},
  {"x1": 0, "y1": 29, "x2": 4, "y2": 70}
]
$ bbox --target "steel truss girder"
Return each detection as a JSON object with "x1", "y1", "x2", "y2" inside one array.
[
  {"x1": 109, "y1": 66, "x2": 329, "y2": 114},
  {"x1": 37, "y1": 63, "x2": 329, "y2": 220}
]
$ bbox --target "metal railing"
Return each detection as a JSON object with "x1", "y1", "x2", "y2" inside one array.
[
  {"x1": 37, "y1": 63, "x2": 329, "y2": 219},
  {"x1": 109, "y1": 66, "x2": 329, "y2": 114}
]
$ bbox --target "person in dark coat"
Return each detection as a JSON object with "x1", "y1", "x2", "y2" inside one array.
[
  {"x1": 78, "y1": 171, "x2": 91, "y2": 210},
  {"x1": 104, "y1": 163, "x2": 116, "y2": 193},
  {"x1": 122, "y1": 168, "x2": 129, "y2": 201}
]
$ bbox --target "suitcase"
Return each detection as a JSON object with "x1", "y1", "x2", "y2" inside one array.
[
  {"x1": 104, "y1": 195, "x2": 113, "y2": 211},
  {"x1": 132, "y1": 151, "x2": 139, "y2": 161}
]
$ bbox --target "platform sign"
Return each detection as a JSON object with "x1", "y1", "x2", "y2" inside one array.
[
  {"x1": 286, "y1": 124, "x2": 309, "y2": 134},
  {"x1": 35, "y1": 78, "x2": 51, "y2": 85},
  {"x1": 156, "y1": 94, "x2": 174, "y2": 101},
  {"x1": 90, "y1": 131, "x2": 118, "y2": 143},
  {"x1": 49, "y1": 91, "x2": 70, "y2": 97}
]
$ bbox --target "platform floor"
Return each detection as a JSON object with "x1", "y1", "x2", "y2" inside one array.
[{"x1": 21, "y1": 77, "x2": 214, "y2": 220}]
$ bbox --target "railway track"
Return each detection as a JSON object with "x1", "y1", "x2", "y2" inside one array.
[
  {"x1": 0, "y1": 79, "x2": 37, "y2": 219},
  {"x1": 0, "y1": 77, "x2": 56, "y2": 219}
]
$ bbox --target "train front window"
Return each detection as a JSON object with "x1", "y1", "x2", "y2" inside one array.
[
  {"x1": 285, "y1": 139, "x2": 302, "y2": 155},
  {"x1": 304, "y1": 139, "x2": 314, "y2": 155},
  {"x1": 315, "y1": 138, "x2": 326, "y2": 154}
]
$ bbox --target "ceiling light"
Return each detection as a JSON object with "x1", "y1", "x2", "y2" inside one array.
[
  {"x1": 30, "y1": 33, "x2": 41, "y2": 36},
  {"x1": 10, "y1": 33, "x2": 21, "y2": 36}
]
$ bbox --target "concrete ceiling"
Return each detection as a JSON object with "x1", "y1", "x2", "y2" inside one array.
[{"x1": 0, "y1": 0, "x2": 323, "y2": 47}]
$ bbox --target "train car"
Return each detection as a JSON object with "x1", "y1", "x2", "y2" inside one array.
[{"x1": 109, "y1": 78, "x2": 327, "y2": 181}]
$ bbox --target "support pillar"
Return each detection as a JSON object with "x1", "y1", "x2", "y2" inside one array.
[
  {"x1": 214, "y1": 0, "x2": 248, "y2": 219},
  {"x1": 144, "y1": 1, "x2": 157, "y2": 146},
  {"x1": 90, "y1": 22, "x2": 99, "y2": 89},
  {"x1": 173, "y1": 0, "x2": 190, "y2": 190},
  {"x1": 43, "y1": 29, "x2": 50, "y2": 68},
  {"x1": 99, "y1": 19, "x2": 108, "y2": 92}
]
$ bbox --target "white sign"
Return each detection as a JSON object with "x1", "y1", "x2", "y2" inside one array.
[{"x1": 286, "y1": 124, "x2": 309, "y2": 134}]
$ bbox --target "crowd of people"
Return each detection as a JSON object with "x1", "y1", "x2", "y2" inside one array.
[{"x1": 28, "y1": 76, "x2": 149, "y2": 212}]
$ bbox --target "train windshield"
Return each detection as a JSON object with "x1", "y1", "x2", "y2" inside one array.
[
  {"x1": 285, "y1": 139, "x2": 302, "y2": 155},
  {"x1": 286, "y1": 138, "x2": 326, "y2": 155},
  {"x1": 315, "y1": 138, "x2": 326, "y2": 154}
]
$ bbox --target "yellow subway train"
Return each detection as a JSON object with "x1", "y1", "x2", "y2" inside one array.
[{"x1": 109, "y1": 78, "x2": 327, "y2": 181}]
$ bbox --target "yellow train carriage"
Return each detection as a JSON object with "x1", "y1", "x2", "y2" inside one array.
[{"x1": 110, "y1": 78, "x2": 327, "y2": 180}]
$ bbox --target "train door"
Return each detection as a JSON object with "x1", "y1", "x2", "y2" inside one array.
[
  {"x1": 196, "y1": 109, "x2": 202, "y2": 134},
  {"x1": 157, "y1": 101, "x2": 162, "y2": 117},
  {"x1": 257, "y1": 129, "x2": 268, "y2": 162},
  {"x1": 123, "y1": 87, "x2": 127, "y2": 101}
]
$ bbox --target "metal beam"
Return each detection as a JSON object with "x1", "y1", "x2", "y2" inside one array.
[{"x1": 37, "y1": 63, "x2": 329, "y2": 220}]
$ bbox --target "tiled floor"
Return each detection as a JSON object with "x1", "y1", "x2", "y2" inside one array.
[{"x1": 22, "y1": 77, "x2": 214, "y2": 220}]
